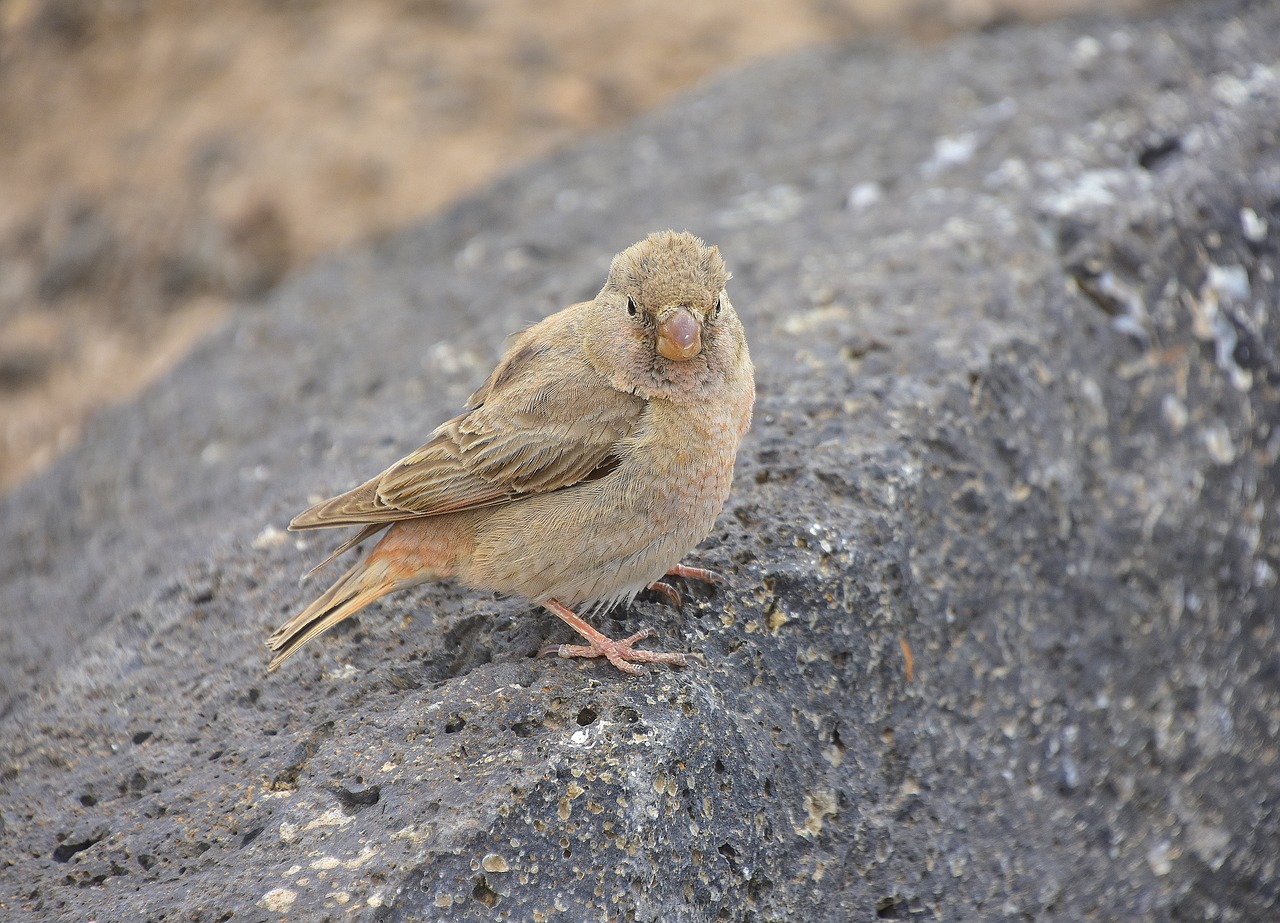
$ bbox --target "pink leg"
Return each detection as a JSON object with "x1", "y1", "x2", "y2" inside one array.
[
  {"x1": 666, "y1": 563, "x2": 726, "y2": 586},
  {"x1": 646, "y1": 562, "x2": 728, "y2": 609},
  {"x1": 537, "y1": 599, "x2": 690, "y2": 675},
  {"x1": 646, "y1": 581, "x2": 683, "y2": 608}
]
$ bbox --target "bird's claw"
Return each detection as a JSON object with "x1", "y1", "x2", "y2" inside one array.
[
  {"x1": 646, "y1": 580, "x2": 683, "y2": 608},
  {"x1": 538, "y1": 627, "x2": 690, "y2": 676}
]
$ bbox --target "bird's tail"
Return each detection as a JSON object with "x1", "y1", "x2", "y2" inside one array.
[{"x1": 266, "y1": 559, "x2": 400, "y2": 671}]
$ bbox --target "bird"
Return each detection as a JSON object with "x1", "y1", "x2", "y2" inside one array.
[{"x1": 265, "y1": 230, "x2": 754, "y2": 675}]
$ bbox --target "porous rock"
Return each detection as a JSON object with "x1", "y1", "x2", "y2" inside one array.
[{"x1": 2, "y1": 1, "x2": 1278, "y2": 919}]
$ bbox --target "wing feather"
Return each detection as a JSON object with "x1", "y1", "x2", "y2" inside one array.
[{"x1": 289, "y1": 306, "x2": 644, "y2": 532}]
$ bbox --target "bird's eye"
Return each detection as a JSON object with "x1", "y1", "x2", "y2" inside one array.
[
  {"x1": 714, "y1": 296, "x2": 722, "y2": 316},
  {"x1": 626, "y1": 296, "x2": 638, "y2": 317}
]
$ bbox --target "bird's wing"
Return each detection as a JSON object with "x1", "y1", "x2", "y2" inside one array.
[{"x1": 290, "y1": 310, "x2": 645, "y2": 530}]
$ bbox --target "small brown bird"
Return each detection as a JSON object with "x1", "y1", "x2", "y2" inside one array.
[{"x1": 266, "y1": 230, "x2": 754, "y2": 675}]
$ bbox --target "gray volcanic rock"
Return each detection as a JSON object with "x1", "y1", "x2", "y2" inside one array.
[{"x1": 3, "y1": 1, "x2": 1279, "y2": 920}]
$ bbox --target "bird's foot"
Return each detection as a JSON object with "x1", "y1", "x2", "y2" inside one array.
[
  {"x1": 646, "y1": 580, "x2": 684, "y2": 608},
  {"x1": 539, "y1": 600, "x2": 691, "y2": 675},
  {"x1": 539, "y1": 628, "x2": 689, "y2": 676},
  {"x1": 647, "y1": 563, "x2": 726, "y2": 608},
  {"x1": 666, "y1": 563, "x2": 726, "y2": 586}
]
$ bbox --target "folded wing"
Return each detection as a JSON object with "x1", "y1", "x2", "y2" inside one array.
[{"x1": 290, "y1": 310, "x2": 645, "y2": 532}]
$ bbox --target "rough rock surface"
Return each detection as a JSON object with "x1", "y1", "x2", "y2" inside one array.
[{"x1": 3, "y1": 1, "x2": 1278, "y2": 919}]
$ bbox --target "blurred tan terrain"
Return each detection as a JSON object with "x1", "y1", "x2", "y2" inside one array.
[{"x1": 0, "y1": 0, "x2": 1162, "y2": 494}]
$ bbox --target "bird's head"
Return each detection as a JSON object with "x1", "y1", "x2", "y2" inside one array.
[{"x1": 586, "y1": 230, "x2": 745, "y2": 402}]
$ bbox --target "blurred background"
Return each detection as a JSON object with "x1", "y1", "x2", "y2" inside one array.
[{"x1": 0, "y1": 0, "x2": 1169, "y2": 495}]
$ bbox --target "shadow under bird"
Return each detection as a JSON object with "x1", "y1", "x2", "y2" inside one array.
[{"x1": 266, "y1": 230, "x2": 754, "y2": 675}]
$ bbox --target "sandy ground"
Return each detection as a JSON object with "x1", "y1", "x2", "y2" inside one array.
[{"x1": 0, "y1": 0, "x2": 1160, "y2": 494}]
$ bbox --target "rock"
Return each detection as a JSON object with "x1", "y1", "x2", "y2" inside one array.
[
  {"x1": 35, "y1": 196, "x2": 119, "y2": 301},
  {"x1": 2, "y1": 1, "x2": 1278, "y2": 919}
]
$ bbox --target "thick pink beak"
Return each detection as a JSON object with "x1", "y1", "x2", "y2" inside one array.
[{"x1": 657, "y1": 307, "x2": 702, "y2": 361}]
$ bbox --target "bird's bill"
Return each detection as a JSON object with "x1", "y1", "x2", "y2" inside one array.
[{"x1": 656, "y1": 306, "x2": 703, "y2": 361}]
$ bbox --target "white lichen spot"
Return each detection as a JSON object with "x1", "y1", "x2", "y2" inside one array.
[
  {"x1": 279, "y1": 822, "x2": 300, "y2": 844},
  {"x1": 1194, "y1": 266, "x2": 1254, "y2": 390},
  {"x1": 392, "y1": 824, "x2": 431, "y2": 843},
  {"x1": 1042, "y1": 169, "x2": 1145, "y2": 217},
  {"x1": 781, "y1": 305, "x2": 851, "y2": 335},
  {"x1": 1161, "y1": 394, "x2": 1188, "y2": 434},
  {"x1": 797, "y1": 789, "x2": 838, "y2": 838},
  {"x1": 795, "y1": 349, "x2": 828, "y2": 371},
  {"x1": 922, "y1": 132, "x2": 979, "y2": 176},
  {"x1": 344, "y1": 845, "x2": 380, "y2": 869},
  {"x1": 846, "y1": 181, "x2": 882, "y2": 210},
  {"x1": 766, "y1": 607, "x2": 789, "y2": 633},
  {"x1": 1241, "y1": 207, "x2": 1268, "y2": 243},
  {"x1": 1205, "y1": 263, "x2": 1251, "y2": 302},
  {"x1": 261, "y1": 888, "x2": 296, "y2": 912},
  {"x1": 1146, "y1": 840, "x2": 1176, "y2": 876},
  {"x1": 716, "y1": 184, "x2": 805, "y2": 228},
  {"x1": 305, "y1": 808, "x2": 355, "y2": 830},
  {"x1": 651, "y1": 771, "x2": 669, "y2": 796},
  {"x1": 985, "y1": 157, "x2": 1030, "y2": 190},
  {"x1": 1203, "y1": 422, "x2": 1236, "y2": 465},
  {"x1": 311, "y1": 856, "x2": 340, "y2": 870},
  {"x1": 200, "y1": 442, "x2": 227, "y2": 466},
  {"x1": 1072, "y1": 35, "x2": 1101, "y2": 66},
  {"x1": 252, "y1": 524, "x2": 287, "y2": 550}
]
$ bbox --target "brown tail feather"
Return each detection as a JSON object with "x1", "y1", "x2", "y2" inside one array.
[
  {"x1": 302, "y1": 523, "x2": 387, "y2": 581},
  {"x1": 266, "y1": 561, "x2": 399, "y2": 671}
]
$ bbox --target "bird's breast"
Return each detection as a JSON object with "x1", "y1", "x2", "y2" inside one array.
[{"x1": 461, "y1": 390, "x2": 749, "y2": 609}]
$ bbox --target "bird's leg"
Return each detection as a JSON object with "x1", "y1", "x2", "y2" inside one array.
[
  {"x1": 645, "y1": 581, "x2": 683, "y2": 608},
  {"x1": 646, "y1": 562, "x2": 726, "y2": 608},
  {"x1": 538, "y1": 599, "x2": 689, "y2": 675},
  {"x1": 665, "y1": 563, "x2": 726, "y2": 586}
]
